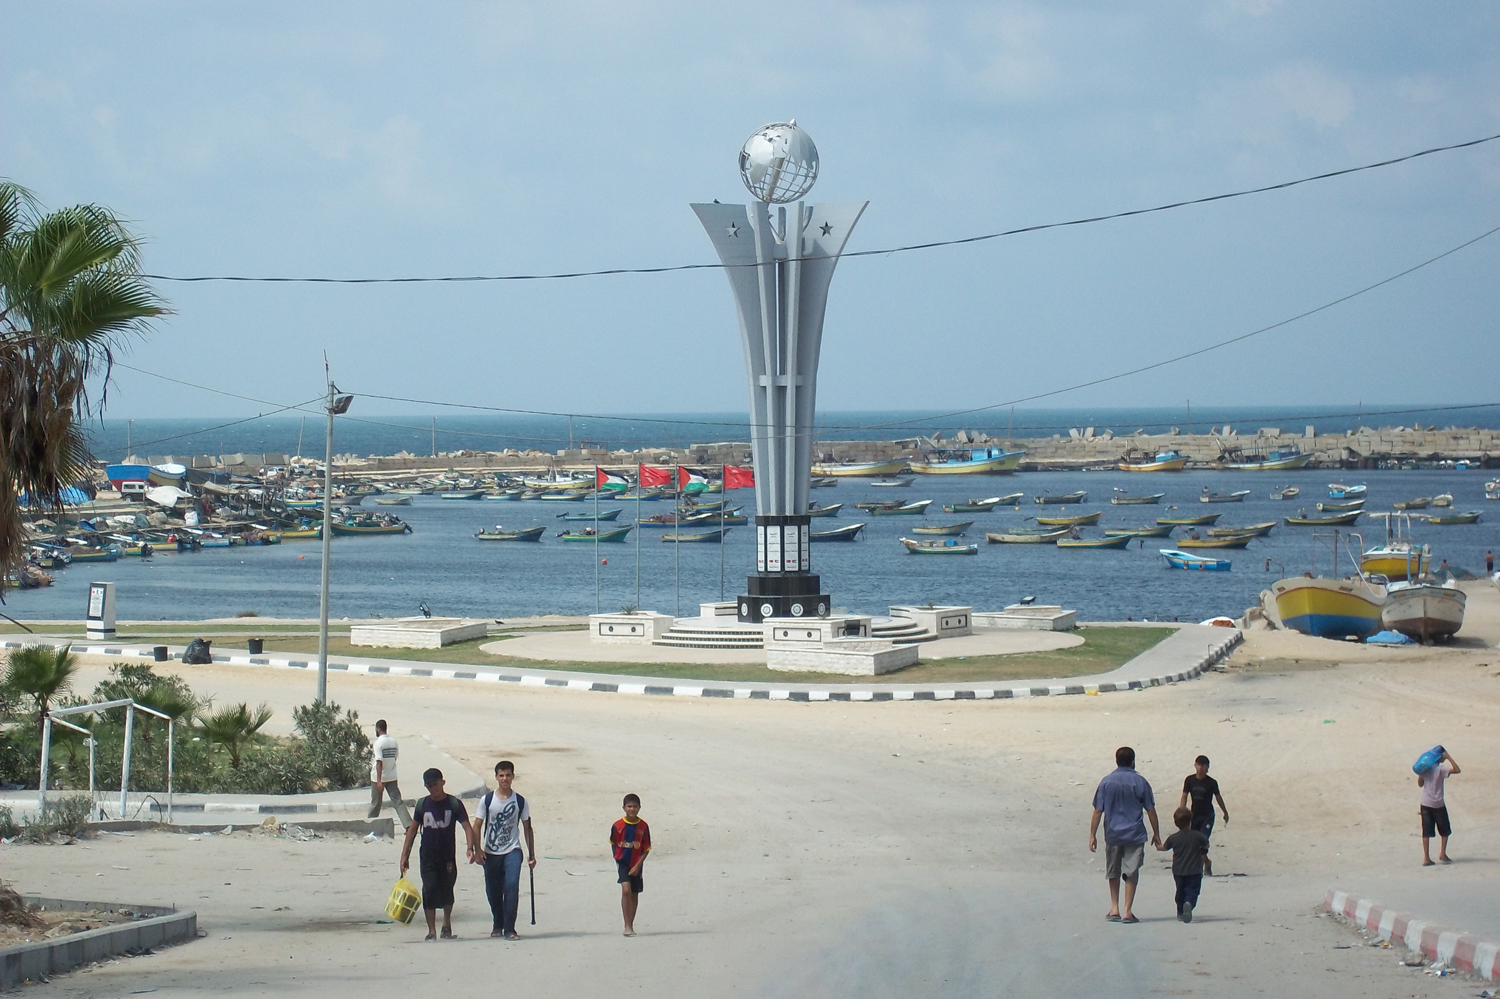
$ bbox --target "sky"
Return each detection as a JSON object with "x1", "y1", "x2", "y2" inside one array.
[{"x1": 4, "y1": 2, "x2": 1499, "y2": 421}]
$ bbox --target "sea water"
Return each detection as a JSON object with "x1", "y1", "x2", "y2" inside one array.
[{"x1": 11, "y1": 468, "x2": 1496, "y2": 625}]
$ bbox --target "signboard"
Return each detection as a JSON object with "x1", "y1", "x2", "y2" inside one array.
[{"x1": 86, "y1": 581, "x2": 116, "y2": 639}]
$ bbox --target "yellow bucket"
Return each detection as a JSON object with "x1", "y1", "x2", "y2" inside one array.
[{"x1": 385, "y1": 877, "x2": 421, "y2": 924}]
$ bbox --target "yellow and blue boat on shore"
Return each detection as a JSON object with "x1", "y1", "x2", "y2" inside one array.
[{"x1": 1271, "y1": 576, "x2": 1385, "y2": 639}]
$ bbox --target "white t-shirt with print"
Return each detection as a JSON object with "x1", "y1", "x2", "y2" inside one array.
[
  {"x1": 477, "y1": 790, "x2": 530, "y2": 855},
  {"x1": 371, "y1": 734, "x2": 398, "y2": 782}
]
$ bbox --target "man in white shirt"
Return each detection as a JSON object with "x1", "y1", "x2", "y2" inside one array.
[
  {"x1": 368, "y1": 720, "x2": 412, "y2": 827},
  {"x1": 1418, "y1": 748, "x2": 1461, "y2": 866},
  {"x1": 471, "y1": 760, "x2": 536, "y2": 939}
]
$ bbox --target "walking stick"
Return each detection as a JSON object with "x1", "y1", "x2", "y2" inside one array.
[{"x1": 529, "y1": 865, "x2": 535, "y2": 925}]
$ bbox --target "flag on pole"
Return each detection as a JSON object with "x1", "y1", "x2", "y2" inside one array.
[
  {"x1": 680, "y1": 467, "x2": 710, "y2": 492},
  {"x1": 724, "y1": 465, "x2": 755, "y2": 489},
  {"x1": 596, "y1": 467, "x2": 629, "y2": 491},
  {"x1": 639, "y1": 464, "x2": 675, "y2": 488}
]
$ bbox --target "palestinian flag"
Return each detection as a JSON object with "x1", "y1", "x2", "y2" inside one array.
[
  {"x1": 596, "y1": 467, "x2": 629, "y2": 491},
  {"x1": 680, "y1": 467, "x2": 710, "y2": 493},
  {"x1": 724, "y1": 465, "x2": 754, "y2": 489},
  {"x1": 639, "y1": 464, "x2": 675, "y2": 488}
]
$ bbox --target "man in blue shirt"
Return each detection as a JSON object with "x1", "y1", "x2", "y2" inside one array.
[{"x1": 1089, "y1": 746, "x2": 1161, "y2": 923}]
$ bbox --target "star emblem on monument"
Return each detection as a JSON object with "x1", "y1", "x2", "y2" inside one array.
[
  {"x1": 819, "y1": 222, "x2": 832, "y2": 236},
  {"x1": 726, "y1": 222, "x2": 740, "y2": 238}
]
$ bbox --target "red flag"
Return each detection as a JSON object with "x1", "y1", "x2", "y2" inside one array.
[
  {"x1": 639, "y1": 464, "x2": 674, "y2": 488},
  {"x1": 724, "y1": 465, "x2": 755, "y2": 489}
]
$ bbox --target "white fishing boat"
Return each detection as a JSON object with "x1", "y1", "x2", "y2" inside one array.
[{"x1": 1381, "y1": 577, "x2": 1466, "y2": 642}]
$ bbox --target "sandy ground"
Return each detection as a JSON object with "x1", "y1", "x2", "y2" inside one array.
[
  {"x1": 486, "y1": 627, "x2": 1082, "y2": 664},
  {"x1": 3, "y1": 584, "x2": 1497, "y2": 997}
]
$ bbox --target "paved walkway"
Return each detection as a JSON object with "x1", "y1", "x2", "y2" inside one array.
[{"x1": 7, "y1": 623, "x2": 1240, "y2": 702}]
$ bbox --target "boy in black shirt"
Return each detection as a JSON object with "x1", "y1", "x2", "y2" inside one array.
[
  {"x1": 1159, "y1": 806, "x2": 1211, "y2": 922},
  {"x1": 400, "y1": 768, "x2": 478, "y2": 940},
  {"x1": 1179, "y1": 755, "x2": 1229, "y2": 840}
]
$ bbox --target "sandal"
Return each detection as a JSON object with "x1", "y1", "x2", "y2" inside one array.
[
  {"x1": 440, "y1": 928, "x2": 454, "y2": 939},
  {"x1": 1121, "y1": 915, "x2": 1139, "y2": 924},
  {"x1": 425, "y1": 932, "x2": 436, "y2": 941},
  {"x1": 1105, "y1": 913, "x2": 1122, "y2": 922},
  {"x1": 505, "y1": 931, "x2": 520, "y2": 941}
]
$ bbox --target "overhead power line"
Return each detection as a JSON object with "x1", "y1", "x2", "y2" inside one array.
[{"x1": 142, "y1": 131, "x2": 1500, "y2": 285}]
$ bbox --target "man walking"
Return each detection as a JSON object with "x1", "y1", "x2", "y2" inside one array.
[
  {"x1": 472, "y1": 760, "x2": 535, "y2": 939},
  {"x1": 1089, "y1": 746, "x2": 1162, "y2": 923},
  {"x1": 368, "y1": 720, "x2": 412, "y2": 827}
]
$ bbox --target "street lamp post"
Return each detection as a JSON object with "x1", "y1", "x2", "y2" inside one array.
[{"x1": 317, "y1": 382, "x2": 353, "y2": 703}]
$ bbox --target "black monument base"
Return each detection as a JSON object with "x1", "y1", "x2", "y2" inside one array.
[{"x1": 737, "y1": 573, "x2": 830, "y2": 623}]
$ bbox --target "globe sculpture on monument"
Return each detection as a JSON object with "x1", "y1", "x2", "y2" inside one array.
[{"x1": 693, "y1": 122, "x2": 867, "y2": 623}]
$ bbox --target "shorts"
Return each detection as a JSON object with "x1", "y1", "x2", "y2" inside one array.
[
  {"x1": 616, "y1": 859, "x2": 644, "y2": 893},
  {"x1": 1104, "y1": 843, "x2": 1145, "y2": 883},
  {"x1": 1421, "y1": 805, "x2": 1451, "y2": 838},
  {"x1": 1191, "y1": 811, "x2": 1215, "y2": 840},
  {"x1": 420, "y1": 855, "x2": 458, "y2": 910}
]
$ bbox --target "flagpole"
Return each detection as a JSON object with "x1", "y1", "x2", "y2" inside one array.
[
  {"x1": 673, "y1": 464, "x2": 680, "y2": 618},
  {"x1": 719, "y1": 464, "x2": 725, "y2": 601},
  {"x1": 634, "y1": 464, "x2": 641, "y2": 611},
  {"x1": 594, "y1": 468, "x2": 600, "y2": 614}
]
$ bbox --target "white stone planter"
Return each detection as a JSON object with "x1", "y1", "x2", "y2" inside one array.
[
  {"x1": 889, "y1": 605, "x2": 973, "y2": 638},
  {"x1": 590, "y1": 612, "x2": 674, "y2": 644},
  {"x1": 972, "y1": 605, "x2": 1077, "y2": 631},
  {"x1": 350, "y1": 617, "x2": 488, "y2": 649},
  {"x1": 767, "y1": 639, "x2": 918, "y2": 675}
]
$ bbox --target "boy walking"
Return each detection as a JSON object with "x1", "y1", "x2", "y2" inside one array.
[
  {"x1": 368, "y1": 720, "x2": 412, "y2": 827},
  {"x1": 472, "y1": 760, "x2": 535, "y2": 939},
  {"x1": 610, "y1": 794, "x2": 651, "y2": 937},
  {"x1": 1179, "y1": 755, "x2": 1229, "y2": 840},
  {"x1": 400, "y1": 768, "x2": 477, "y2": 940},
  {"x1": 1159, "y1": 806, "x2": 1211, "y2": 922},
  {"x1": 1418, "y1": 749, "x2": 1461, "y2": 866}
]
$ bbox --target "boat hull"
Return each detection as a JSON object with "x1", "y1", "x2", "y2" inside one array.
[
  {"x1": 560, "y1": 528, "x2": 632, "y2": 542},
  {"x1": 1035, "y1": 512, "x2": 1101, "y2": 527},
  {"x1": 810, "y1": 460, "x2": 910, "y2": 478},
  {"x1": 1111, "y1": 494, "x2": 1165, "y2": 505},
  {"x1": 1272, "y1": 578, "x2": 1384, "y2": 639},
  {"x1": 908, "y1": 450, "x2": 1023, "y2": 475},
  {"x1": 330, "y1": 523, "x2": 411, "y2": 535},
  {"x1": 1217, "y1": 454, "x2": 1312, "y2": 471},
  {"x1": 912, "y1": 521, "x2": 974, "y2": 536},
  {"x1": 1104, "y1": 525, "x2": 1174, "y2": 538},
  {"x1": 810, "y1": 523, "x2": 864, "y2": 542},
  {"x1": 1117, "y1": 457, "x2": 1188, "y2": 472},
  {"x1": 1177, "y1": 535, "x2": 1253, "y2": 549},
  {"x1": 899, "y1": 538, "x2": 978, "y2": 554},
  {"x1": 477, "y1": 527, "x2": 545, "y2": 541},
  {"x1": 1381, "y1": 583, "x2": 1466, "y2": 641},
  {"x1": 1285, "y1": 511, "x2": 1361, "y2": 526},
  {"x1": 1360, "y1": 549, "x2": 1429, "y2": 582},
  {"x1": 1160, "y1": 549, "x2": 1230, "y2": 571},
  {"x1": 661, "y1": 530, "x2": 728, "y2": 543},
  {"x1": 986, "y1": 530, "x2": 1067, "y2": 544},
  {"x1": 1056, "y1": 535, "x2": 1133, "y2": 549}
]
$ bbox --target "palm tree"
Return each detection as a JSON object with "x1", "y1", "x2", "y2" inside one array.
[
  {"x1": 195, "y1": 702, "x2": 273, "y2": 769},
  {"x1": 0, "y1": 181, "x2": 167, "y2": 577},
  {"x1": 4, "y1": 644, "x2": 77, "y2": 737}
]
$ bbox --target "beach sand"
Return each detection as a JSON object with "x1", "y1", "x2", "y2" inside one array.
[{"x1": 4, "y1": 582, "x2": 1496, "y2": 996}]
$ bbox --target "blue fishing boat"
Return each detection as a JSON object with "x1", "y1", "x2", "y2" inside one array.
[
  {"x1": 1160, "y1": 549, "x2": 1231, "y2": 571},
  {"x1": 558, "y1": 508, "x2": 622, "y2": 522}
]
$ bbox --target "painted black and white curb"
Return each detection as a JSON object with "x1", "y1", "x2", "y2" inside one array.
[{"x1": 4, "y1": 629, "x2": 1242, "y2": 703}]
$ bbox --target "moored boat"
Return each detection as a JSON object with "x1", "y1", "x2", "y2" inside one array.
[
  {"x1": 558, "y1": 526, "x2": 632, "y2": 542},
  {"x1": 868, "y1": 499, "x2": 933, "y2": 516},
  {"x1": 807, "y1": 502, "x2": 843, "y2": 517},
  {"x1": 811, "y1": 477, "x2": 839, "y2": 488},
  {"x1": 148, "y1": 462, "x2": 188, "y2": 486},
  {"x1": 1207, "y1": 521, "x2": 1276, "y2": 538},
  {"x1": 1035, "y1": 511, "x2": 1101, "y2": 527},
  {"x1": 1270, "y1": 486, "x2": 1301, "y2": 500},
  {"x1": 1391, "y1": 497, "x2": 1431, "y2": 510},
  {"x1": 1316, "y1": 499, "x2": 1366, "y2": 512},
  {"x1": 899, "y1": 537, "x2": 978, "y2": 555},
  {"x1": 1381, "y1": 577, "x2": 1466, "y2": 641},
  {"x1": 1055, "y1": 534, "x2": 1133, "y2": 550},
  {"x1": 944, "y1": 497, "x2": 1003, "y2": 513},
  {"x1": 439, "y1": 490, "x2": 485, "y2": 500},
  {"x1": 1116, "y1": 449, "x2": 1188, "y2": 472},
  {"x1": 1486, "y1": 479, "x2": 1500, "y2": 501},
  {"x1": 908, "y1": 447, "x2": 1024, "y2": 475},
  {"x1": 1176, "y1": 534, "x2": 1254, "y2": 549},
  {"x1": 1199, "y1": 488, "x2": 1250, "y2": 503},
  {"x1": 1423, "y1": 510, "x2": 1480, "y2": 525},
  {"x1": 1103, "y1": 525, "x2": 1175, "y2": 538},
  {"x1": 810, "y1": 459, "x2": 910, "y2": 478},
  {"x1": 1157, "y1": 513, "x2": 1220, "y2": 526},
  {"x1": 1111, "y1": 490, "x2": 1165, "y2": 505},
  {"x1": 559, "y1": 508, "x2": 623, "y2": 522},
  {"x1": 810, "y1": 522, "x2": 864, "y2": 542},
  {"x1": 330, "y1": 516, "x2": 412, "y2": 535},
  {"x1": 661, "y1": 529, "x2": 729, "y2": 543},
  {"x1": 912, "y1": 521, "x2": 974, "y2": 536},
  {"x1": 868, "y1": 477, "x2": 915, "y2": 488},
  {"x1": 1034, "y1": 491, "x2": 1087, "y2": 504},
  {"x1": 375, "y1": 496, "x2": 413, "y2": 506},
  {"x1": 476, "y1": 525, "x2": 545, "y2": 541},
  {"x1": 1214, "y1": 446, "x2": 1312, "y2": 472},
  {"x1": 1327, "y1": 483, "x2": 1367, "y2": 500},
  {"x1": 1285, "y1": 510, "x2": 1362, "y2": 526},
  {"x1": 1431, "y1": 493, "x2": 1453, "y2": 508},
  {"x1": 1160, "y1": 549, "x2": 1231, "y2": 571},
  {"x1": 986, "y1": 528, "x2": 1069, "y2": 544}
]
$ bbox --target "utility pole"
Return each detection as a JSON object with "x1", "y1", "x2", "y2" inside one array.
[
  {"x1": 317, "y1": 377, "x2": 354, "y2": 703},
  {"x1": 431, "y1": 417, "x2": 436, "y2": 458}
]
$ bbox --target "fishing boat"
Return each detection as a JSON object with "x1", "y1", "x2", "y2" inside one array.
[
  {"x1": 148, "y1": 462, "x2": 188, "y2": 486},
  {"x1": 944, "y1": 497, "x2": 1003, "y2": 513},
  {"x1": 1359, "y1": 515, "x2": 1430, "y2": 582},
  {"x1": 618, "y1": 486, "x2": 670, "y2": 501},
  {"x1": 811, "y1": 523, "x2": 864, "y2": 542},
  {"x1": 330, "y1": 516, "x2": 412, "y2": 536},
  {"x1": 1035, "y1": 511, "x2": 1101, "y2": 527},
  {"x1": 1034, "y1": 491, "x2": 1087, "y2": 505},
  {"x1": 908, "y1": 446, "x2": 1024, "y2": 475},
  {"x1": 277, "y1": 527, "x2": 321, "y2": 540},
  {"x1": 679, "y1": 507, "x2": 742, "y2": 524},
  {"x1": 558, "y1": 526, "x2": 632, "y2": 542},
  {"x1": 105, "y1": 463, "x2": 152, "y2": 488},
  {"x1": 1111, "y1": 490, "x2": 1165, "y2": 505},
  {"x1": 1431, "y1": 493, "x2": 1453, "y2": 508},
  {"x1": 807, "y1": 502, "x2": 843, "y2": 517},
  {"x1": 284, "y1": 498, "x2": 323, "y2": 510},
  {"x1": 912, "y1": 521, "x2": 974, "y2": 536},
  {"x1": 1055, "y1": 534, "x2": 1133, "y2": 550},
  {"x1": 868, "y1": 477, "x2": 915, "y2": 488},
  {"x1": 661, "y1": 529, "x2": 729, "y2": 543},
  {"x1": 1285, "y1": 510, "x2": 1362, "y2": 527},
  {"x1": 810, "y1": 459, "x2": 910, "y2": 478},
  {"x1": 899, "y1": 537, "x2": 978, "y2": 555},
  {"x1": 1176, "y1": 534, "x2": 1254, "y2": 549},
  {"x1": 1214, "y1": 446, "x2": 1312, "y2": 472},
  {"x1": 679, "y1": 499, "x2": 731, "y2": 514},
  {"x1": 439, "y1": 490, "x2": 485, "y2": 500},
  {"x1": 559, "y1": 508, "x2": 622, "y2": 522},
  {"x1": 1160, "y1": 549, "x2": 1231, "y2": 571},
  {"x1": 1382, "y1": 577, "x2": 1467, "y2": 642},
  {"x1": 869, "y1": 500, "x2": 933, "y2": 516},
  {"x1": 1207, "y1": 521, "x2": 1276, "y2": 538},
  {"x1": 65, "y1": 545, "x2": 118, "y2": 563},
  {"x1": 811, "y1": 477, "x2": 839, "y2": 488},
  {"x1": 639, "y1": 513, "x2": 683, "y2": 527},
  {"x1": 1103, "y1": 525, "x2": 1175, "y2": 538},
  {"x1": 1327, "y1": 483, "x2": 1367, "y2": 500},
  {"x1": 1270, "y1": 486, "x2": 1301, "y2": 500},
  {"x1": 1424, "y1": 510, "x2": 1481, "y2": 525},
  {"x1": 375, "y1": 496, "x2": 413, "y2": 506},
  {"x1": 1486, "y1": 479, "x2": 1500, "y2": 501},
  {"x1": 521, "y1": 474, "x2": 593, "y2": 491},
  {"x1": 1316, "y1": 499, "x2": 1365, "y2": 512},
  {"x1": 1116, "y1": 449, "x2": 1188, "y2": 472},
  {"x1": 482, "y1": 490, "x2": 523, "y2": 501},
  {"x1": 476, "y1": 526, "x2": 545, "y2": 542},
  {"x1": 536, "y1": 492, "x2": 586, "y2": 502},
  {"x1": 1391, "y1": 497, "x2": 1431, "y2": 510},
  {"x1": 1273, "y1": 576, "x2": 1385, "y2": 639},
  {"x1": 986, "y1": 528, "x2": 1069, "y2": 544},
  {"x1": 1199, "y1": 488, "x2": 1250, "y2": 503},
  {"x1": 1156, "y1": 513, "x2": 1220, "y2": 526}
]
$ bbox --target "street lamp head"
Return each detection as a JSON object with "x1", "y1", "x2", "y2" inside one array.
[{"x1": 739, "y1": 121, "x2": 818, "y2": 204}]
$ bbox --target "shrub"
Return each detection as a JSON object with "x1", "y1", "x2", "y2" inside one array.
[
  {"x1": 21, "y1": 794, "x2": 91, "y2": 842},
  {"x1": 0, "y1": 806, "x2": 18, "y2": 839},
  {"x1": 292, "y1": 700, "x2": 371, "y2": 791}
]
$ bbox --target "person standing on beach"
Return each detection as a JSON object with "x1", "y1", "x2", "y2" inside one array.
[
  {"x1": 1179, "y1": 755, "x2": 1229, "y2": 840},
  {"x1": 400, "y1": 768, "x2": 476, "y2": 940},
  {"x1": 1089, "y1": 746, "x2": 1161, "y2": 924},
  {"x1": 610, "y1": 794, "x2": 651, "y2": 936},
  {"x1": 472, "y1": 760, "x2": 535, "y2": 939},
  {"x1": 1486, "y1": 550, "x2": 1494, "y2": 576},
  {"x1": 369, "y1": 720, "x2": 412, "y2": 828},
  {"x1": 1418, "y1": 749, "x2": 1461, "y2": 866}
]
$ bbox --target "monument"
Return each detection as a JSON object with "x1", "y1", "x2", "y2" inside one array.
[{"x1": 693, "y1": 122, "x2": 867, "y2": 623}]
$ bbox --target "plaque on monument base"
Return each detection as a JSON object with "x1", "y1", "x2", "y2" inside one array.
[{"x1": 737, "y1": 573, "x2": 830, "y2": 624}]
